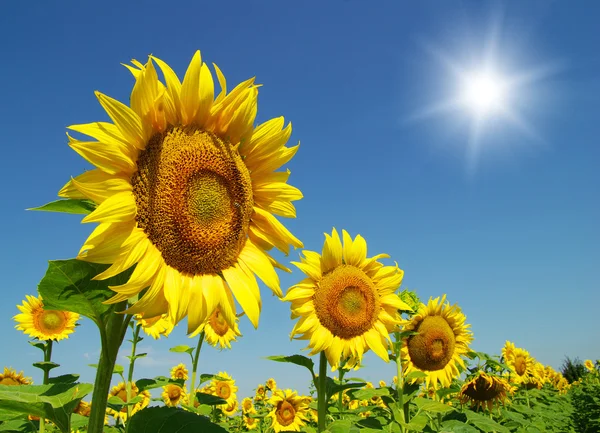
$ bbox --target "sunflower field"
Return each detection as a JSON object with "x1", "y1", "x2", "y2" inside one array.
[{"x1": 0, "y1": 52, "x2": 598, "y2": 433}]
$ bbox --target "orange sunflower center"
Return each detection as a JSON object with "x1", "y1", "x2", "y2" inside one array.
[
  {"x1": 313, "y1": 265, "x2": 380, "y2": 339},
  {"x1": 462, "y1": 374, "x2": 505, "y2": 403},
  {"x1": 515, "y1": 356, "x2": 527, "y2": 376},
  {"x1": 0, "y1": 377, "x2": 19, "y2": 385},
  {"x1": 33, "y1": 309, "x2": 68, "y2": 335},
  {"x1": 407, "y1": 315, "x2": 456, "y2": 371},
  {"x1": 168, "y1": 385, "x2": 182, "y2": 401},
  {"x1": 216, "y1": 382, "x2": 231, "y2": 400},
  {"x1": 276, "y1": 400, "x2": 296, "y2": 426},
  {"x1": 132, "y1": 127, "x2": 253, "y2": 275},
  {"x1": 209, "y1": 308, "x2": 229, "y2": 336}
]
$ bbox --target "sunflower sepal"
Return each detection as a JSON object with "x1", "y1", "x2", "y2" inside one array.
[{"x1": 28, "y1": 198, "x2": 97, "y2": 215}]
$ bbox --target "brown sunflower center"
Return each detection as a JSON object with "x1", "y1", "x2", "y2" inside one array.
[
  {"x1": 407, "y1": 315, "x2": 456, "y2": 371},
  {"x1": 209, "y1": 308, "x2": 229, "y2": 336},
  {"x1": 0, "y1": 377, "x2": 18, "y2": 385},
  {"x1": 216, "y1": 382, "x2": 231, "y2": 400},
  {"x1": 168, "y1": 385, "x2": 182, "y2": 400},
  {"x1": 515, "y1": 356, "x2": 527, "y2": 376},
  {"x1": 313, "y1": 265, "x2": 380, "y2": 339},
  {"x1": 37, "y1": 310, "x2": 67, "y2": 334},
  {"x1": 132, "y1": 127, "x2": 253, "y2": 275},
  {"x1": 277, "y1": 400, "x2": 296, "y2": 426},
  {"x1": 463, "y1": 375, "x2": 503, "y2": 402}
]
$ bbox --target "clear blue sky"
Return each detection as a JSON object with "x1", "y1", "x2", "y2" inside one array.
[{"x1": 1, "y1": 0, "x2": 599, "y2": 400}]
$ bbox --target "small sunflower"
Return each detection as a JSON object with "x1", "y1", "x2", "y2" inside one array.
[
  {"x1": 266, "y1": 378, "x2": 277, "y2": 391},
  {"x1": 459, "y1": 371, "x2": 514, "y2": 411},
  {"x1": 221, "y1": 398, "x2": 239, "y2": 417},
  {"x1": 211, "y1": 372, "x2": 237, "y2": 405},
  {"x1": 503, "y1": 343, "x2": 536, "y2": 385},
  {"x1": 61, "y1": 51, "x2": 303, "y2": 332},
  {"x1": 14, "y1": 295, "x2": 79, "y2": 341},
  {"x1": 74, "y1": 400, "x2": 91, "y2": 417},
  {"x1": 106, "y1": 381, "x2": 150, "y2": 421},
  {"x1": 254, "y1": 384, "x2": 266, "y2": 402},
  {"x1": 0, "y1": 367, "x2": 32, "y2": 385},
  {"x1": 284, "y1": 229, "x2": 410, "y2": 370},
  {"x1": 170, "y1": 363, "x2": 189, "y2": 380},
  {"x1": 162, "y1": 384, "x2": 188, "y2": 407},
  {"x1": 244, "y1": 415, "x2": 259, "y2": 430},
  {"x1": 584, "y1": 359, "x2": 595, "y2": 372},
  {"x1": 268, "y1": 389, "x2": 309, "y2": 433},
  {"x1": 241, "y1": 397, "x2": 256, "y2": 414},
  {"x1": 401, "y1": 295, "x2": 473, "y2": 389},
  {"x1": 136, "y1": 313, "x2": 174, "y2": 339},
  {"x1": 193, "y1": 305, "x2": 241, "y2": 349}
]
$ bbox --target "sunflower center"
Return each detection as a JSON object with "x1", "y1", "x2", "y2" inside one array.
[
  {"x1": 132, "y1": 127, "x2": 253, "y2": 275},
  {"x1": 217, "y1": 382, "x2": 231, "y2": 400},
  {"x1": 407, "y1": 315, "x2": 456, "y2": 371},
  {"x1": 0, "y1": 377, "x2": 18, "y2": 385},
  {"x1": 173, "y1": 369, "x2": 185, "y2": 379},
  {"x1": 277, "y1": 401, "x2": 296, "y2": 426},
  {"x1": 464, "y1": 375, "x2": 502, "y2": 402},
  {"x1": 209, "y1": 308, "x2": 229, "y2": 336},
  {"x1": 515, "y1": 356, "x2": 527, "y2": 376},
  {"x1": 313, "y1": 265, "x2": 380, "y2": 339},
  {"x1": 38, "y1": 310, "x2": 67, "y2": 333},
  {"x1": 168, "y1": 386, "x2": 181, "y2": 400}
]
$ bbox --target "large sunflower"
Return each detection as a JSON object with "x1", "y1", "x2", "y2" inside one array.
[
  {"x1": 268, "y1": 389, "x2": 309, "y2": 433},
  {"x1": 284, "y1": 229, "x2": 410, "y2": 370},
  {"x1": 401, "y1": 295, "x2": 473, "y2": 389},
  {"x1": 14, "y1": 295, "x2": 79, "y2": 341},
  {"x1": 0, "y1": 367, "x2": 32, "y2": 386},
  {"x1": 459, "y1": 371, "x2": 514, "y2": 411},
  {"x1": 60, "y1": 51, "x2": 303, "y2": 331}
]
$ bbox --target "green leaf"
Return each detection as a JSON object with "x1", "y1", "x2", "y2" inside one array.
[
  {"x1": 404, "y1": 370, "x2": 428, "y2": 381},
  {"x1": 195, "y1": 392, "x2": 227, "y2": 406},
  {"x1": 38, "y1": 259, "x2": 134, "y2": 326},
  {"x1": 441, "y1": 420, "x2": 480, "y2": 433},
  {"x1": 413, "y1": 397, "x2": 455, "y2": 413},
  {"x1": 328, "y1": 381, "x2": 367, "y2": 400},
  {"x1": 406, "y1": 412, "x2": 429, "y2": 431},
  {"x1": 265, "y1": 354, "x2": 315, "y2": 374},
  {"x1": 0, "y1": 383, "x2": 92, "y2": 433},
  {"x1": 28, "y1": 341, "x2": 47, "y2": 352},
  {"x1": 126, "y1": 406, "x2": 228, "y2": 433},
  {"x1": 28, "y1": 199, "x2": 96, "y2": 215},
  {"x1": 350, "y1": 387, "x2": 390, "y2": 401},
  {"x1": 326, "y1": 420, "x2": 361, "y2": 433},
  {"x1": 48, "y1": 374, "x2": 80, "y2": 384},
  {"x1": 199, "y1": 374, "x2": 218, "y2": 385},
  {"x1": 32, "y1": 362, "x2": 60, "y2": 374},
  {"x1": 169, "y1": 345, "x2": 195, "y2": 354},
  {"x1": 136, "y1": 376, "x2": 185, "y2": 392},
  {"x1": 70, "y1": 413, "x2": 89, "y2": 431},
  {"x1": 0, "y1": 418, "x2": 36, "y2": 433},
  {"x1": 465, "y1": 409, "x2": 510, "y2": 433},
  {"x1": 108, "y1": 395, "x2": 143, "y2": 407}
]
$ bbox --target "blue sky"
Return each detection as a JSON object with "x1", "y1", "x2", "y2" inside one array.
[{"x1": 1, "y1": 0, "x2": 599, "y2": 400}]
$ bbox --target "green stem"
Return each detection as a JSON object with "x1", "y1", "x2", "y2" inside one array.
[
  {"x1": 317, "y1": 352, "x2": 328, "y2": 432},
  {"x1": 394, "y1": 332, "x2": 407, "y2": 433},
  {"x1": 337, "y1": 368, "x2": 345, "y2": 416},
  {"x1": 189, "y1": 330, "x2": 205, "y2": 405},
  {"x1": 87, "y1": 307, "x2": 132, "y2": 433},
  {"x1": 39, "y1": 340, "x2": 53, "y2": 433},
  {"x1": 126, "y1": 324, "x2": 141, "y2": 421}
]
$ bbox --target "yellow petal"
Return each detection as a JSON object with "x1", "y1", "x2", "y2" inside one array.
[
  {"x1": 81, "y1": 191, "x2": 137, "y2": 224},
  {"x1": 68, "y1": 135, "x2": 136, "y2": 176},
  {"x1": 151, "y1": 55, "x2": 182, "y2": 123},
  {"x1": 108, "y1": 245, "x2": 163, "y2": 296},
  {"x1": 251, "y1": 207, "x2": 303, "y2": 254},
  {"x1": 321, "y1": 228, "x2": 342, "y2": 273},
  {"x1": 180, "y1": 50, "x2": 202, "y2": 125},
  {"x1": 95, "y1": 91, "x2": 144, "y2": 149},
  {"x1": 238, "y1": 240, "x2": 281, "y2": 296},
  {"x1": 92, "y1": 234, "x2": 149, "y2": 280},
  {"x1": 78, "y1": 221, "x2": 135, "y2": 264},
  {"x1": 194, "y1": 63, "x2": 214, "y2": 126},
  {"x1": 186, "y1": 275, "x2": 207, "y2": 334},
  {"x1": 364, "y1": 328, "x2": 389, "y2": 362},
  {"x1": 212, "y1": 63, "x2": 227, "y2": 104},
  {"x1": 124, "y1": 265, "x2": 169, "y2": 317},
  {"x1": 223, "y1": 264, "x2": 261, "y2": 328},
  {"x1": 163, "y1": 267, "x2": 191, "y2": 325},
  {"x1": 69, "y1": 173, "x2": 131, "y2": 204}
]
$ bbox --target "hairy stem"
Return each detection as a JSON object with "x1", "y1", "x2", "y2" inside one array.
[{"x1": 189, "y1": 330, "x2": 205, "y2": 404}]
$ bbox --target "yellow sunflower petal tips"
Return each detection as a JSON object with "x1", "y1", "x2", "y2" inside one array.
[
  {"x1": 170, "y1": 363, "x2": 189, "y2": 380},
  {"x1": 66, "y1": 51, "x2": 303, "y2": 332},
  {"x1": 0, "y1": 367, "x2": 32, "y2": 385},
  {"x1": 106, "y1": 382, "x2": 150, "y2": 422},
  {"x1": 284, "y1": 229, "x2": 410, "y2": 370},
  {"x1": 13, "y1": 295, "x2": 79, "y2": 341},
  {"x1": 136, "y1": 313, "x2": 174, "y2": 339},
  {"x1": 400, "y1": 295, "x2": 473, "y2": 389}
]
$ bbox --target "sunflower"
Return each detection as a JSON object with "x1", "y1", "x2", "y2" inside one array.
[
  {"x1": 221, "y1": 398, "x2": 239, "y2": 417},
  {"x1": 284, "y1": 229, "x2": 409, "y2": 370},
  {"x1": 61, "y1": 51, "x2": 303, "y2": 332},
  {"x1": 459, "y1": 371, "x2": 514, "y2": 411},
  {"x1": 503, "y1": 343, "x2": 536, "y2": 385},
  {"x1": 254, "y1": 384, "x2": 266, "y2": 402},
  {"x1": 244, "y1": 415, "x2": 259, "y2": 430},
  {"x1": 0, "y1": 367, "x2": 32, "y2": 385},
  {"x1": 170, "y1": 363, "x2": 189, "y2": 380},
  {"x1": 106, "y1": 381, "x2": 150, "y2": 421},
  {"x1": 401, "y1": 295, "x2": 473, "y2": 389},
  {"x1": 14, "y1": 295, "x2": 79, "y2": 341},
  {"x1": 584, "y1": 359, "x2": 595, "y2": 372},
  {"x1": 136, "y1": 313, "x2": 174, "y2": 339},
  {"x1": 162, "y1": 384, "x2": 188, "y2": 407},
  {"x1": 241, "y1": 397, "x2": 256, "y2": 414},
  {"x1": 210, "y1": 372, "x2": 237, "y2": 405},
  {"x1": 193, "y1": 305, "x2": 241, "y2": 349},
  {"x1": 74, "y1": 400, "x2": 91, "y2": 417},
  {"x1": 268, "y1": 389, "x2": 309, "y2": 433},
  {"x1": 266, "y1": 378, "x2": 277, "y2": 391}
]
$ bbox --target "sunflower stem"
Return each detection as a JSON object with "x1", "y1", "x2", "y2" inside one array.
[
  {"x1": 317, "y1": 352, "x2": 328, "y2": 432},
  {"x1": 39, "y1": 340, "x2": 53, "y2": 433},
  {"x1": 190, "y1": 330, "x2": 205, "y2": 404},
  {"x1": 337, "y1": 368, "x2": 346, "y2": 417},
  {"x1": 126, "y1": 323, "x2": 141, "y2": 422},
  {"x1": 394, "y1": 331, "x2": 408, "y2": 432},
  {"x1": 88, "y1": 305, "x2": 131, "y2": 433}
]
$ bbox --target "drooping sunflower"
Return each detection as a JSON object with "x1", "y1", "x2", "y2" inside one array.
[
  {"x1": 0, "y1": 367, "x2": 32, "y2": 385},
  {"x1": 106, "y1": 381, "x2": 150, "y2": 421},
  {"x1": 14, "y1": 295, "x2": 79, "y2": 341},
  {"x1": 401, "y1": 295, "x2": 473, "y2": 389},
  {"x1": 170, "y1": 363, "x2": 189, "y2": 380},
  {"x1": 284, "y1": 229, "x2": 410, "y2": 370},
  {"x1": 60, "y1": 51, "x2": 303, "y2": 332},
  {"x1": 210, "y1": 372, "x2": 237, "y2": 405},
  {"x1": 268, "y1": 389, "x2": 309, "y2": 433},
  {"x1": 192, "y1": 305, "x2": 241, "y2": 349},
  {"x1": 502, "y1": 343, "x2": 536, "y2": 385},
  {"x1": 136, "y1": 313, "x2": 174, "y2": 339},
  {"x1": 459, "y1": 371, "x2": 514, "y2": 411},
  {"x1": 162, "y1": 383, "x2": 188, "y2": 407}
]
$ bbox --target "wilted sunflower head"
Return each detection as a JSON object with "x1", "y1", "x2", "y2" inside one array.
[
  {"x1": 62, "y1": 51, "x2": 303, "y2": 333},
  {"x1": 162, "y1": 383, "x2": 188, "y2": 407},
  {"x1": 459, "y1": 371, "x2": 514, "y2": 411},
  {"x1": 400, "y1": 295, "x2": 473, "y2": 389},
  {"x1": 268, "y1": 389, "x2": 309, "y2": 433},
  {"x1": 0, "y1": 367, "x2": 32, "y2": 386},
  {"x1": 211, "y1": 372, "x2": 237, "y2": 405},
  {"x1": 14, "y1": 295, "x2": 79, "y2": 341},
  {"x1": 106, "y1": 382, "x2": 150, "y2": 421},
  {"x1": 136, "y1": 313, "x2": 174, "y2": 339},
  {"x1": 284, "y1": 229, "x2": 410, "y2": 370},
  {"x1": 170, "y1": 363, "x2": 189, "y2": 380},
  {"x1": 192, "y1": 305, "x2": 241, "y2": 349}
]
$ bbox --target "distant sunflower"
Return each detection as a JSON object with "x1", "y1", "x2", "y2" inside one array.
[
  {"x1": 162, "y1": 384, "x2": 188, "y2": 407},
  {"x1": 268, "y1": 389, "x2": 309, "y2": 433},
  {"x1": 244, "y1": 415, "x2": 259, "y2": 430},
  {"x1": 0, "y1": 367, "x2": 32, "y2": 386},
  {"x1": 584, "y1": 359, "x2": 595, "y2": 372},
  {"x1": 136, "y1": 313, "x2": 174, "y2": 339},
  {"x1": 193, "y1": 305, "x2": 241, "y2": 349},
  {"x1": 401, "y1": 295, "x2": 473, "y2": 388},
  {"x1": 254, "y1": 384, "x2": 266, "y2": 402},
  {"x1": 503, "y1": 343, "x2": 535, "y2": 385},
  {"x1": 266, "y1": 378, "x2": 277, "y2": 391},
  {"x1": 106, "y1": 381, "x2": 150, "y2": 421},
  {"x1": 241, "y1": 397, "x2": 256, "y2": 414},
  {"x1": 170, "y1": 363, "x2": 189, "y2": 380},
  {"x1": 14, "y1": 295, "x2": 79, "y2": 341},
  {"x1": 211, "y1": 372, "x2": 237, "y2": 405},
  {"x1": 459, "y1": 371, "x2": 514, "y2": 411},
  {"x1": 284, "y1": 229, "x2": 410, "y2": 370},
  {"x1": 61, "y1": 51, "x2": 303, "y2": 332},
  {"x1": 74, "y1": 400, "x2": 91, "y2": 417},
  {"x1": 221, "y1": 398, "x2": 239, "y2": 417}
]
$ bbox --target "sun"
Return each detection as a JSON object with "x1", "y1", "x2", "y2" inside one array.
[{"x1": 461, "y1": 71, "x2": 507, "y2": 116}]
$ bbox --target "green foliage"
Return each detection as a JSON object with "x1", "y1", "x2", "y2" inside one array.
[
  {"x1": 28, "y1": 199, "x2": 96, "y2": 214},
  {"x1": 561, "y1": 357, "x2": 586, "y2": 383},
  {"x1": 126, "y1": 406, "x2": 228, "y2": 433},
  {"x1": 570, "y1": 376, "x2": 600, "y2": 433}
]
